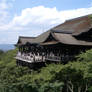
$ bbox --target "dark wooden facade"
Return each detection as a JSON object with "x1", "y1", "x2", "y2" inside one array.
[{"x1": 15, "y1": 14, "x2": 92, "y2": 68}]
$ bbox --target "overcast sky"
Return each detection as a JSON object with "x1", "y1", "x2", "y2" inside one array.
[{"x1": 0, "y1": 0, "x2": 92, "y2": 44}]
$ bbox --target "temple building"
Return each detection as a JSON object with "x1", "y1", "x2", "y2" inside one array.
[{"x1": 15, "y1": 14, "x2": 92, "y2": 69}]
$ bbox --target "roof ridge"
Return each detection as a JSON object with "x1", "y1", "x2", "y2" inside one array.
[
  {"x1": 52, "y1": 13, "x2": 92, "y2": 31},
  {"x1": 19, "y1": 36, "x2": 36, "y2": 39},
  {"x1": 66, "y1": 13, "x2": 92, "y2": 22}
]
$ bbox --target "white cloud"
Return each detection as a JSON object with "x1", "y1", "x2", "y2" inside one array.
[
  {"x1": 0, "y1": 0, "x2": 15, "y2": 9},
  {"x1": 0, "y1": 0, "x2": 15, "y2": 25},
  {"x1": 7, "y1": 6, "x2": 92, "y2": 30},
  {"x1": 0, "y1": 5, "x2": 92, "y2": 44},
  {"x1": 0, "y1": 0, "x2": 8, "y2": 10}
]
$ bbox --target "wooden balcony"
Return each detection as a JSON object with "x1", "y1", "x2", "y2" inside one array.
[
  {"x1": 15, "y1": 52, "x2": 45, "y2": 63},
  {"x1": 15, "y1": 56, "x2": 33, "y2": 63},
  {"x1": 15, "y1": 52, "x2": 75, "y2": 64}
]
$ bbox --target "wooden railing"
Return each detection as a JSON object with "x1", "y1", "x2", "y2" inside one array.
[
  {"x1": 16, "y1": 52, "x2": 62, "y2": 62},
  {"x1": 45, "y1": 56, "x2": 61, "y2": 62},
  {"x1": 16, "y1": 52, "x2": 75, "y2": 63},
  {"x1": 16, "y1": 52, "x2": 45, "y2": 62}
]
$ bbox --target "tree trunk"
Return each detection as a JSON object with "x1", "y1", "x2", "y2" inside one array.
[
  {"x1": 67, "y1": 84, "x2": 74, "y2": 92},
  {"x1": 67, "y1": 84, "x2": 69, "y2": 92},
  {"x1": 78, "y1": 86, "x2": 81, "y2": 92},
  {"x1": 67, "y1": 81, "x2": 74, "y2": 92},
  {"x1": 84, "y1": 84, "x2": 88, "y2": 92}
]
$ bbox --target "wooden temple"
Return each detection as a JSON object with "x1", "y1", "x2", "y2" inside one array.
[{"x1": 15, "y1": 14, "x2": 92, "y2": 69}]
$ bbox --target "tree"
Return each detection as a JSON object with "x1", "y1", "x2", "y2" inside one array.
[
  {"x1": 53, "y1": 62, "x2": 91, "y2": 92},
  {"x1": 77, "y1": 49, "x2": 92, "y2": 62}
]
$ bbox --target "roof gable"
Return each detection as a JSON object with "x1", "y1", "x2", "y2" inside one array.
[{"x1": 17, "y1": 36, "x2": 36, "y2": 46}]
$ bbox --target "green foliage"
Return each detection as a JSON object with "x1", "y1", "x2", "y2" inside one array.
[
  {"x1": 53, "y1": 62, "x2": 89, "y2": 92},
  {"x1": 88, "y1": 86, "x2": 92, "y2": 92},
  {"x1": 0, "y1": 50, "x2": 4, "y2": 60},
  {"x1": 0, "y1": 49, "x2": 64, "y2": 92},
  {"x1": 0, "y1": 49, "x2": 32, "y2": 92},
  {"x1": 0, "y1": 50, "x2": 4, "y2": 54},
  {"x1": 88, "y1": 14, "x2": 92, "y2": 23},
  {"x1": 17, "y1": 64, "x2": 64, "y2": 92},
  {"x1": 77, "y1": 49, "x2": 92, "y2": 62},
  {"x1": 38, "y1": 81, "x2": 64, "y2": 92},
  {"x1": 0, "y1": 49, "x2": 92, "y2": 92}
]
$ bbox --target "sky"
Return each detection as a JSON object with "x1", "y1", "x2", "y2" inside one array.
[{"x1": 0, "y1": 0, "x2": 92, "y2": 44}]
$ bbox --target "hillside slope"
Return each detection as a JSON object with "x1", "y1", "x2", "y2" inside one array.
[{"x1": 0, "y1": 49, "x2": 92, "y2": 92}]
